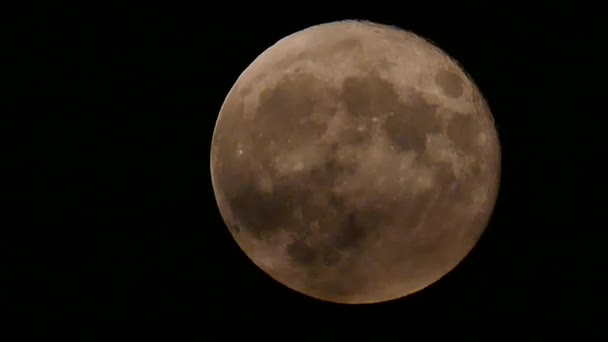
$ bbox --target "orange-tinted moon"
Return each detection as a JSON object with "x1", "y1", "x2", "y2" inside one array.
[{"x1": 210, "y1": 20, "x2": 501, "y2": 304}]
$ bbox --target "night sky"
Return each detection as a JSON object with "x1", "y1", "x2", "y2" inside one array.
[{"x1": 7, "y1": 4, "x2": 605, "y2": 338}]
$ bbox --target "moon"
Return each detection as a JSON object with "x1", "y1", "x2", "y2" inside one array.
[{"x1": 210, "y1": 20, "x2": 501, "y2": 304}]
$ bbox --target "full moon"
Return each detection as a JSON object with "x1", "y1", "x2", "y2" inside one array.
[{"x1": 210, "y1": 20, "x2": 501, "y2": 304}]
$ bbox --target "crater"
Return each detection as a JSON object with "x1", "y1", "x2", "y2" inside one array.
[
  {"x1": 384, "y1": 92, "x2": 441, "y2": 153},
  {"x1": 435, "y1": 70, "x2": 463, "y2": 98}
]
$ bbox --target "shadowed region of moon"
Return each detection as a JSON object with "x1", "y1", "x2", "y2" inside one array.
[{"x1": 210, "y1": 20, "x2": 501, "y2": 304}]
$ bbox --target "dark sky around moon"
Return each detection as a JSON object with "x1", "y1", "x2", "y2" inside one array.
[{"x1": 13, "y1": 5, "x2": 604, "y2": 337}]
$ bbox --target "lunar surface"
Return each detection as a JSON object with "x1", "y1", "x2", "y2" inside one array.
[{"x1": 210, "y1": 20, "x2": 501, "y2": 304}]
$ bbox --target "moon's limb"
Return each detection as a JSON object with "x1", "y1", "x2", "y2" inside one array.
[{"x1": 210, "y1": 20, "x2": 501, "y2": 304}]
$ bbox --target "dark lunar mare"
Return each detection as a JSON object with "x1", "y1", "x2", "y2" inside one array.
[{"x1": 435, "y1": 70, "x2": 463, "y2": 98}]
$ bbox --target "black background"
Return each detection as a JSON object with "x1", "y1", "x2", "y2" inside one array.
[{"x1": 5, "y1": 4, "x2": 606, "y2": 339}]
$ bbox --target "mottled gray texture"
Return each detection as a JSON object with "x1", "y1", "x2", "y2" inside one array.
[{"x1": 210, "y1": 20, "x2": 501, "y2": 304}]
